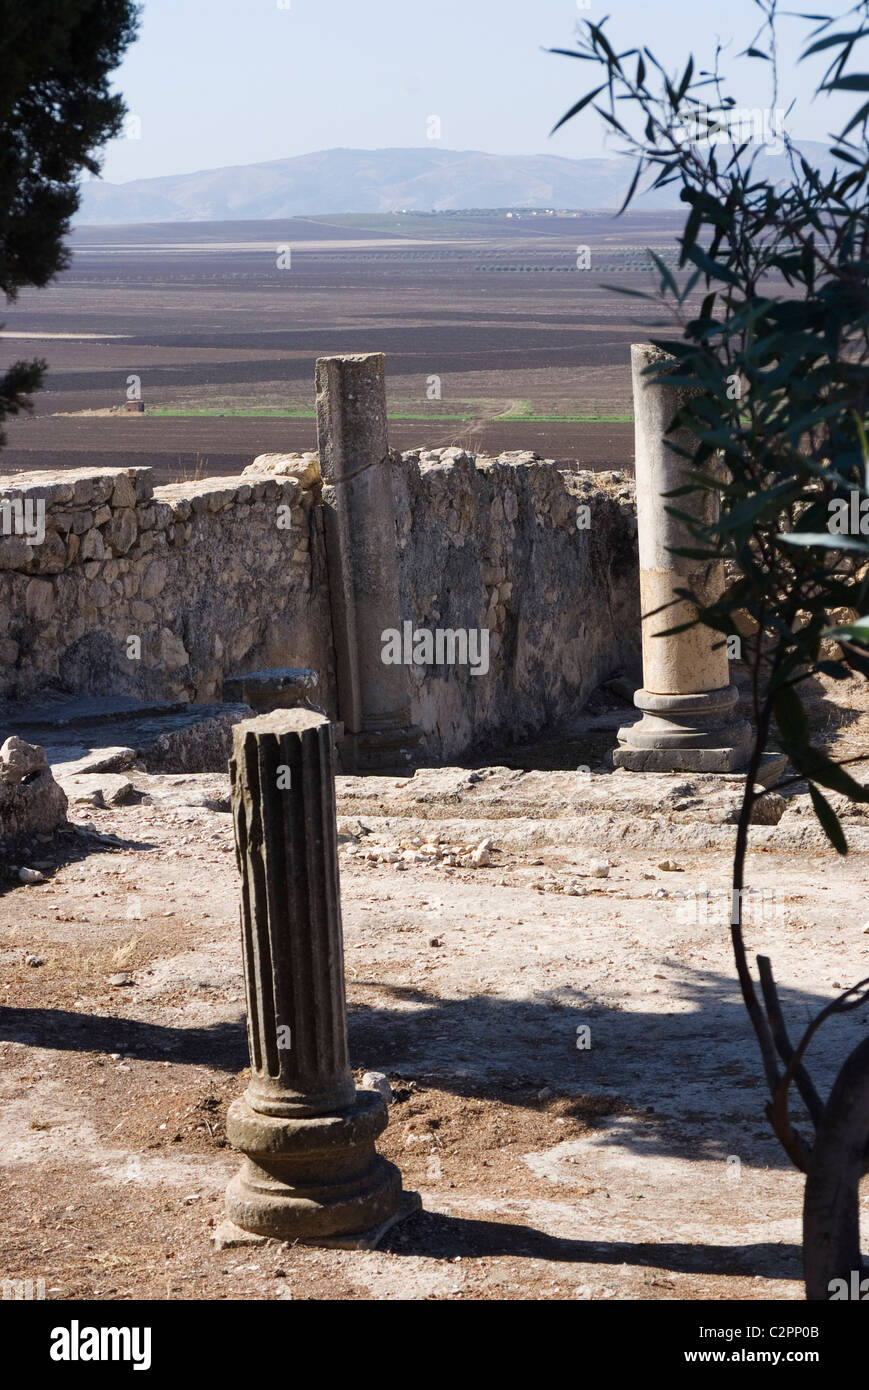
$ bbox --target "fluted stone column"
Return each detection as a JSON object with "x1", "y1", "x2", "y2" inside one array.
[
  {"x1": 614, "y1": 343, "x2": 751, "y2": 772},
  {"x1": 316, "y1": 353, "x2": 423, "y2": 772},
  {"x1": 220, "y1": 709, "x2": 413, "y2": 1246}
]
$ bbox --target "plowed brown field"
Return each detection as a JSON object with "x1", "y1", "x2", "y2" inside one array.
[{"x1": 0, "y1": 212, "x2": 687, "y2": 480}]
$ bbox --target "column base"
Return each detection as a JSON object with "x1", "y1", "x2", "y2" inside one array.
[
  {"x1": 613, "y1": 685, "x2": 752, "y2": 773},
  {"x1": 223, "y1": 1088, "x2": 406, "y2": 1243},
  {"x1": 214, "y1": 1190, "x2": 422, "y2": 1252}
]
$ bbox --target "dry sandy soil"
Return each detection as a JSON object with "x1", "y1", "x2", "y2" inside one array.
[{"x1": 1, "y1": 679, "x2": 868, "y2": 1302}]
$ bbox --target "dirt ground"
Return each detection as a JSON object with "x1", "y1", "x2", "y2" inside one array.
[{"x1": 2, "y1": 680, "x2": 868, "y2": 1302}]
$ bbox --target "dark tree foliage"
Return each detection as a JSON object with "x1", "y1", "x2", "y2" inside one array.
[
  {"x1": 553, "y1": 1, "x2": 869, "y2": 1297},
  {"x1": 0, "y1": 0, "x2": 140, "y2": 444}
]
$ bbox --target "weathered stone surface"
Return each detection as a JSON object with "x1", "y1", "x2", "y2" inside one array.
[
  {"x1": 392, "y1": 449, "x2": 639, "y2": 761},
  {"x1": 245, "y1": 451, "x2": 321, "y2": 490},
  {"x1": 615, "y1": 345, "x2": 751, "y2": 772},
  {"x1": 0, "y1": 451, "x2": 638, "y2": 762},
  {"x1": 137, "y1": 703, "x2": 252, "y2": 773},
  {"x1": 720, "y1": 784, "x2": 787, "y2": 825},
  {"x1": 56, "y1": 771, "x2": 137, "y2": 806},
  {"x1": 32, "y1": 532, "x2": 67, "y2": 575},
  {"x1": 317, "y1": 353, "x2": 422, "y2": 771},
  {"x1": 111, "y1": 474, "x2": 138, "y2": 510},
  {"x1": 0, "y1": 736, "x2": 68, "y2": 847},
  {"x1": 80, "y1": 528, "x2": 105, "y2": 562},
  {"x1": 157, "y1": 628, "x2": 189, "y2": 671},
  {"x1": 25, "y1": 578, "x2": 54, "y2": 622},
  {"x1": 222, "y1": 666, "x2": 319, "y2": 711},
  {"x1": 3, "y1": 696, "x2": 254, "y2": 777},
  {"x1": 0, "y1": 735, "x2": 46, "y2": 783},
  {"x1": 0, "y1": 463, "x2": 332, "y2": 708},
  {"x1": 49, "y1": 746, "x2": 138, "y2": 776},
  {"x1": 105, "y1": 508, "x2": 137, "y2": 555},
  {"x1": 224, "y1": 709, "x2": 411, "y2": 1243},
  {"x1": 140, "y1": 559, "x2": 168, "y2": 599},
  {"x1": 330, "y1": 754, "x2": 841, "y2": 855},
  {"x1": 613, "y1": 744, "x2": 750, "y2": 774},
  {"x1": 0, "y1": 535, "x2": 30, "y2": 568}
]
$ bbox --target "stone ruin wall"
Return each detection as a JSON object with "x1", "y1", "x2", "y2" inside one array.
[
  {"x1": 393, "y1": 448, "x2": 639, "y2": 759},
  {"x1": 0, "y1": 460, "x2": 334, "y2": 712},
  {"x1": 0, "y1": 448, "x2": 640, "y2": 761}
]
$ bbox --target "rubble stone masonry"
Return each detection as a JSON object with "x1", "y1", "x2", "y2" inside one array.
[{"x1": 0, "y1": 448, "x2": 640, "y2": 761}]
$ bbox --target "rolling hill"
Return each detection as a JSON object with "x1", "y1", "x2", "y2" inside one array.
[{"x1": 75, "y1": 143, "x2": 837, "y2": 225}]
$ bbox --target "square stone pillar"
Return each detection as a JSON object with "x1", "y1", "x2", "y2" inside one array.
[
  {"x1": 315, "y1": 353, "x2": 423, "y2": 772},
  {"x1": 614, "y1": 343, "x2": 751, "y2": 773}
]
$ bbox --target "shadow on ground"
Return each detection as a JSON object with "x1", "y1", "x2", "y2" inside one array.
[
  {"x1": 2, "y1": 963, "x2": 864, "y2": 1171},
  {"x1": 381, "y1": 1208, "x2": 802, "y2": 1281},
  {"x1": 0, "y1": 1007, "x2": 247, "y2": 1070}
]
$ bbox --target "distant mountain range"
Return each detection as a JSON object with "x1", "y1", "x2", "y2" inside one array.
[{"x1": 75, "y1": 144, "x2": 838, "y2": 225}]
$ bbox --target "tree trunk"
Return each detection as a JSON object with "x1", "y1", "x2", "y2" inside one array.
[{"x1": 803, "y1": 1035, "x2": 869, "y2": 1299}]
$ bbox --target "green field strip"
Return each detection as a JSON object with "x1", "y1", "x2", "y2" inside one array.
[
  {"x1": 149, "y1": 407, "x2": 475, "y2": 421},
  {"x1": 147, "y1": 407, "x2": 635, "y2": 423}
]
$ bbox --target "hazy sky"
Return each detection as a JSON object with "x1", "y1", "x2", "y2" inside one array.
[{"x1": 96, "y1": 0, "x2": 858, "y2": 183}]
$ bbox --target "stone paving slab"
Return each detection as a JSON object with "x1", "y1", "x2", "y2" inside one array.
[{"x1": 4, "y1": 698, "x2": 252, "y2": 776}]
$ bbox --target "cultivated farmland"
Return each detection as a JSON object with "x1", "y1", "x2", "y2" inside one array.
[{"x1": 0, "y1": 211, "x2": 687, "y2": 481}]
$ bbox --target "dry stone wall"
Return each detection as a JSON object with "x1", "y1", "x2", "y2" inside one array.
[
  {"x1": 0, "y1": 449, "x2": 640, "y2": 760},
  {"x1": 0, "y1": 461, "x2": 333, "y2": 712},
  {"x1": 391, "y1": 448, "x2": 639, "y2": 759}
]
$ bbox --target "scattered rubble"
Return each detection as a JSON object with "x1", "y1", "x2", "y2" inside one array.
[
  {"x1": 341, "y1": 834, "x2": 500, "y2": 871},
  {"x1": 360, "y1": 1072, "x2": 393, "y2": 1103},
  {"x1": 0, "y1": 735, "x2": 68, "y2": 851}
]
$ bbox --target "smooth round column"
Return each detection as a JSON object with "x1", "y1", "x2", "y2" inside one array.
[{"x1": 614, "y1": 344, "x2": 750, "y2": 772}]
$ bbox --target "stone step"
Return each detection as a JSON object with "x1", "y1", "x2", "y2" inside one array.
[
  {"x1": 2, "y1": 694, "x2": 188, "y2": 730},
  {"x1": 3, "y1": 697, "x2": 252, "y2": 776},
  {"x1": 222, "y1": 667, "x2": 318, "y2": 711}
]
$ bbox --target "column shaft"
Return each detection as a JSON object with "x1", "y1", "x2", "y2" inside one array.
[
  {"x1": 222, "y1": 709, "x2": 411, "y2": 1243},
  {"x1": 614, "y1": 343, "x2": 750, "y2": 773},
  {"x1": 632, "y1": 342, "x2": 730, "y2": 696},
  {"x1": 316, "y1": 353, "x2": 422, "y2": 770},
  {"x1": 230, "y1": 710, "x2": 353, "y2": 1117}
]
